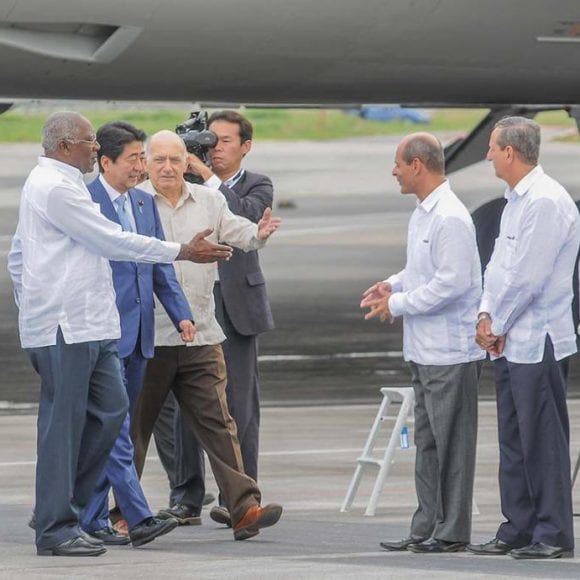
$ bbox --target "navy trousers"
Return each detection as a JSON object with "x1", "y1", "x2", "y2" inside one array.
[
  {"x1": 494, "y1": 336, "x2": 574, "y2": 549},
  {"x1": 27, "y1": 330, "x2": 128, "y2": 551},
  {"x1": 81, "y1": 348, "x2": 152, "y2": 531}
]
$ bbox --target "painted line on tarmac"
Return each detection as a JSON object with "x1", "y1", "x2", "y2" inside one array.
[
  {"x1": 275, "y1": 224, "x2": 371, "y2": 238},
  {"x1": 0, "y1": 447, "x2": 391, "y2": 468},
  {"x1": 259, "y1": 351, "x2": 403, "y2": 362}
]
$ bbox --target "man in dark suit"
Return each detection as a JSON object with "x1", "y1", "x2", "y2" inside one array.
[
  {"x1": 155, "y1": 111, "x2": 274, "y2": 527},
  {"x1": 81, "y1": 121, "x2": 194, "y2": 547}
]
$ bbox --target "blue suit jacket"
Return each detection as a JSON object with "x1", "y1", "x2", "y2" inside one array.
[{"x1": 88, "y1": 177, "x2": 193, "y2": 359}]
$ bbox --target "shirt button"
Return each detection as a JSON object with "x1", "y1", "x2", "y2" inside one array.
[{"x1": 136, "y1": 298, "x2": 141, "y2": 304}]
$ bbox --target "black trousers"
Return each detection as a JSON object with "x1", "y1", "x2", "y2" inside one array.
[{"x1": 494, "y1": 336, "x2": 574, "y2": 549}]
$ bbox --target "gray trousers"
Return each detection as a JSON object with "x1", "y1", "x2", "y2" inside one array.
[
  {"x1": 408, "y1": 360, "x2": 480, "y2": 543},
  {"x1": 27, "y1": 329, "x2": 128, "y2": 550}
]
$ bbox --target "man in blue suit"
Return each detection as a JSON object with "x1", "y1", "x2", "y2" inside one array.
[{"x1": 81, "y1": 121, "x2": 195, "y2": 547}]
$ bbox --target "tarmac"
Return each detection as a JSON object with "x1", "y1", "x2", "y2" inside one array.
[
  {"x1": 2, "y1": 130, "x2": 580, "y2": 578},
  {"x1": 1, "y1": 399, "x2": 580, "y2": 579}
]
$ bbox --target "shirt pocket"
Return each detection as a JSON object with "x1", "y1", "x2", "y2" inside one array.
[
  {"x1": 414, "y1": 237, "x2": 432, "y2": 281},
  {"x1": 497, "y1": 236, "x2": 517, "y2": 269}
]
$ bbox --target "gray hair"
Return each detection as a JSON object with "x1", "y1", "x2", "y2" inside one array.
[
  {"x1": 493, "y1": 116, "x2": 540, "y2": 165},
  {"x1": 401, "y1": 133, "x2": 445, "y2": 174},
  {"x1": 41, "y1": 111, "x2": 89, "y2": 153}
]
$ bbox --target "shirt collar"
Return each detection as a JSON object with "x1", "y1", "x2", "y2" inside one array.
[
  {"x1": 142, "y1": 178, "x2": 193, "y2": 209},
  {"x1": 224, "y1": 168, "x2": 245, "y2": 188},
  {"x1": 504, "y1": 165, "x2": 544, "y2": 200},
  {"x1": 417, "y1": 179, "x2": 450, "y2": 213},
  {"x1": 99, "y1": 174, "x2": 127, "y2": 203},
  {"x1": 38, "y1": 156, "x2": 84, "y2": 183}
]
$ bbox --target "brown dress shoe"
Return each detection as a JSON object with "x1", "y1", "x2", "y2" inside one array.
[
  {"x1": 233, "y1": 503, "x2": 283, "y2": 541},
  {"x1": 112, "y1": 519, "x2": 129, "y2": 537}
]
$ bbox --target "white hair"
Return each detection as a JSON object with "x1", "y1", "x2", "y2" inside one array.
[
  {"x1": 147, "y1": 130, "x2": 187, "y2": 159},
  {"x1": 41, "y1": 111, "x2": 89, "y2": 153}
]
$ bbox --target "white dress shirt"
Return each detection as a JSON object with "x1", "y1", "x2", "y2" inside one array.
[
  {"x1": 99, "y1": 174, "x2": 137, "y2": 232},
  {"x1": 140, "y1": 179, "x2": 264, "y2": 347},
  {"x1": 387, "y1": 181, "x2": 485, "y2": 366},
  {"x1": 204, "y1": 168, "x2": 245, "y2": 191},
  {"x1": 7, "y1": 157, "x2": 180, "y2": 348},
  {"x1": 480, "y1": 165, "x2": 580, "y2": 363}
]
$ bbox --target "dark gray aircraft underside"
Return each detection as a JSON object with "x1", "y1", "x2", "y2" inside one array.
[{"x1": 0, "y1": 0, "x2": 579, "y2": 105}]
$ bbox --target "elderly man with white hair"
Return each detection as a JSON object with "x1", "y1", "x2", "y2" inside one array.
[
  {"x1": 130, "y1": 130, "x2": 284, "y2": 542},
  {"x1": 7, "y1": 112, "x2": 234, "y2": 557}
]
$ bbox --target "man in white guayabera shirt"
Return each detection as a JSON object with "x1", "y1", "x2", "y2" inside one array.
[
  {"x1": 7, "y1": 112, "x2": 234, "y2": 558},
  {"x1": 469, "y1": 117, "x2": 580, "y2": 560},
  {"x1": 361, "y1": 133, "x2": 484, "y2": 554}
]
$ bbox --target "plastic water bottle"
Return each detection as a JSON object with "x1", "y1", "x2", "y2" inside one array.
[{"x1": 400, "y1": 426, "x2": 409, "y2": 449}]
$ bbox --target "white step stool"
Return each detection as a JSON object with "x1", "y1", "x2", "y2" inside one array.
[{"x1": 341, "y1": 386, "x2": 415, "y2": 516}]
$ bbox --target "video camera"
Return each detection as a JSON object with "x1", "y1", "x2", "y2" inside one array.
[{"x1": 176, "y1": 111, "x2": 217, "y2": 184}]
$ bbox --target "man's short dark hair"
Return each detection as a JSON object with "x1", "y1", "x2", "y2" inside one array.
[
  {"x1": 208, "y1": 110, "x2": 253, "y2": 143},
  {"x1": 96, "y1": 121, "x2": 147, "y2": 172}
]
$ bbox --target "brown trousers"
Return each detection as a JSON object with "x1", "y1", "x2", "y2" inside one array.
[{"x1": 131, "y1": 344, "x2": 260, "y2": 525}]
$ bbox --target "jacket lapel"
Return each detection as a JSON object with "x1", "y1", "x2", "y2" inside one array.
[{"x1": 128, "y1": 189, "x2": 147, "y2": 234}]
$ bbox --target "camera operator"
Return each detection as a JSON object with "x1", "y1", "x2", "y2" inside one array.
[{"x1": 154, "y1": 111, "x2": 275, "y2": 528}]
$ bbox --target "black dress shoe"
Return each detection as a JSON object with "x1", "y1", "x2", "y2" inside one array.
[
  {"x1": 80, "y1": 530, "x2": 104, "y2": 546},
  {"x1": 157, "y1": 504, "x2": 201, "y2": 525},
  {"x1": 407, "y1": 538, "x2": 466, "y2": 553},
  {"x1": 380, "y1": 536, "x2": 427, "y2": 551},
  {"x1": 89, "y1": 526, "x2": 131, "y2": 545},
  {"x1": 467, "y1": 537, "x2": 516, "y2": 555},
  {"x1": 509, "y1": 542, "x2": 574, "y2": 560},
  {"x1": 209, "y1": 505, "x2": 232, "y2": 527},
  {"x1": 203, "y1": 493, "x2": 216, "y2": 507},
  {"x1": 129, "y1": 517, "x2": 178, "y2": 547},
  {"x1": 37, "y1": 536, "x2": 107, "y2": 557},
  {"x1": 29, "y1": 516, "x2": 103, "y2": 547}
]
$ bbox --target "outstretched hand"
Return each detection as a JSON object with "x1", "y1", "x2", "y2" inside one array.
[
  {"x1": 176, "y1": 228, "x2": 233, "y2": 263},
  {"x1": 257, "y1": 207, "x2": 282, "y2": 240}
]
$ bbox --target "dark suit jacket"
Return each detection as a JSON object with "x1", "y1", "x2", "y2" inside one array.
[
  {"x1": 217, "y1": 170, "x2": 274, "y2": 336},
  {"x1": 88, "y1": 178, "x2": 192, "y2": 359}
]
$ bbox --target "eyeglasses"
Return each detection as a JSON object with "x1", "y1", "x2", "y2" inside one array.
[{"x1": 63, "y1": 137, "x2": 99, "y2": 146}]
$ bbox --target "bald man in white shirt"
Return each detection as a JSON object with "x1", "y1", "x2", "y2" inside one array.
[
  {"x1": 470, "y1": 117, "x2": 579, "y2": 560},
  {"x1": 7, "y1": 112, "x2": 233, "y2": 557},
  {"x1": 361, "y1": 133, "x2": 484, "y2": 554}
]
